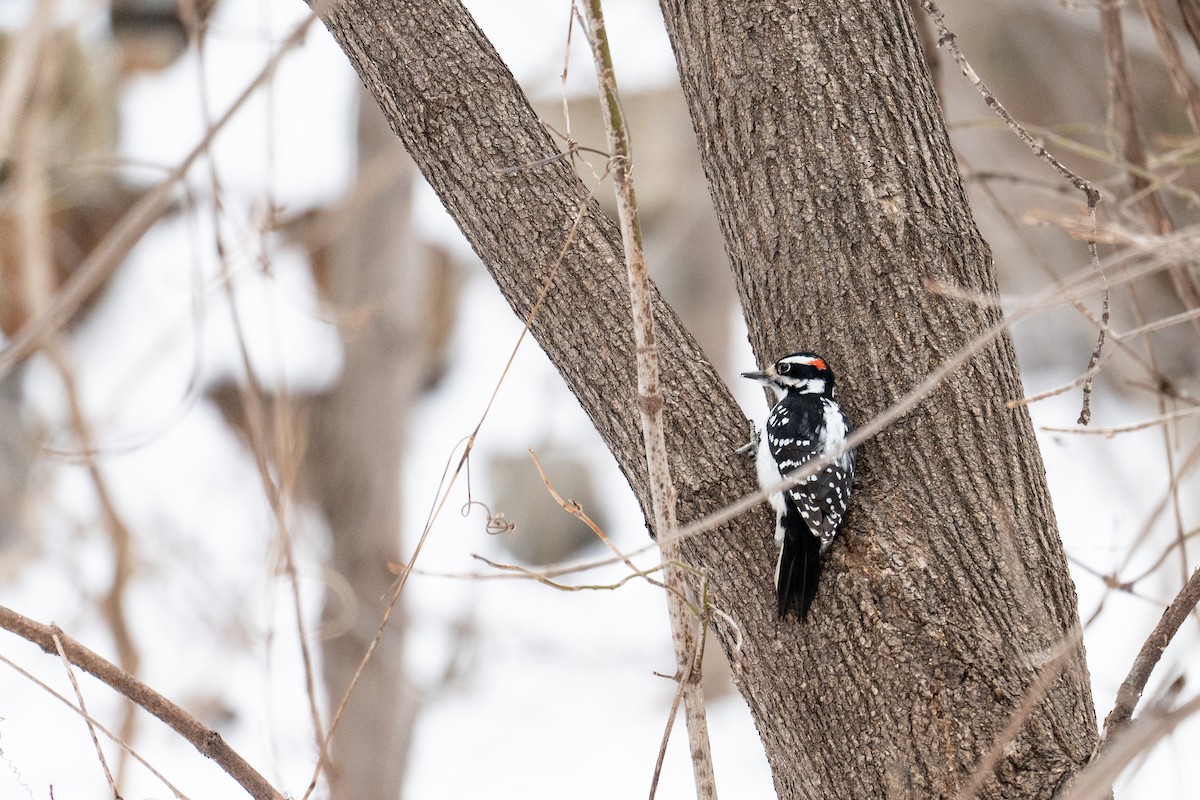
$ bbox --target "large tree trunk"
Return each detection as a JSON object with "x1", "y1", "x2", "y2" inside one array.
[
  {"x1": 312, "y1": 1, "x2": 1099, "y2": 797},
  {"x1": 659, "y1": 1, "x2": 1100, "y2": 794}
]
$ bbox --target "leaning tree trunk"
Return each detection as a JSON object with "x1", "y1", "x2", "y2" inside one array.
[{"x1": 312, "y1": 1, "x2": 1099, "y2": 797}]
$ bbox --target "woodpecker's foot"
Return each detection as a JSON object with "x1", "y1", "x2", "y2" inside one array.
[{"x1": 734, "y1": 420, "x2": 760, "y2": 456}]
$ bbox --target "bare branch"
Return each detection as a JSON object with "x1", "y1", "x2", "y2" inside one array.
[
  {"x1": 1096, "y1": 568, "x2": 1200, "y2": 751},
  {"x1": 0, "y1": 605, "x2": 285, "y2": 800}
]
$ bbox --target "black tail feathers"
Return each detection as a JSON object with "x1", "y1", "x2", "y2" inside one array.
[{"x1": 776, "y1": 505, "x2": 823, "y2": 620}]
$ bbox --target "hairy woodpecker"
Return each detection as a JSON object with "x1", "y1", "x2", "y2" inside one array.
[{"x1": 741, "y1": 352, "x2": 856, "y2": 620}]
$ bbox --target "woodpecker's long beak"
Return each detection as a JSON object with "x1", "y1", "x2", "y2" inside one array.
[{"x1": 740, "y1": 366, "x2": 775, "y2": 383}]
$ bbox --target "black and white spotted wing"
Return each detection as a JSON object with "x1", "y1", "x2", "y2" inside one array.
[{"x1": 765, "y1": 395, "x2": 856, "y2": 550}]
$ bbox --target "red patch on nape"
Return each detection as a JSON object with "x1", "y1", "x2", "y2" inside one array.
[{"x1": 809, "y1": 358, "x2": 827, "y2": 371}]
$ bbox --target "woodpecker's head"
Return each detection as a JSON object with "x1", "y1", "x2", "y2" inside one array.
[{"x1": 741, "y1": 352, "x2": 836, "y2": 398}]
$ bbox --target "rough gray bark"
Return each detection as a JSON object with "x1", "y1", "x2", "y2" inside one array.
[{"x1": 313, "y1": 1, "x2": 1099, "y2": 797}]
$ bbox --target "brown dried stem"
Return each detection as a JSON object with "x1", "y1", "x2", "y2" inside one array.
[
  {"x1": 1139, "y1": 0, "x2": 1200, "y2": 136},
  {"x1": 52, "y1": 633, "x2": 120, "y2": 795}
]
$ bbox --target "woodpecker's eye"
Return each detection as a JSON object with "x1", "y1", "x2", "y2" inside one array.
[{"x1": 777, "y1": 362, "x2": 791, "y2": 375}]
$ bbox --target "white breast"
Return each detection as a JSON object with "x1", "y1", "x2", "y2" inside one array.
[
  {"x1": 755, "y1": 429, "x2": 787, "y2": 542},
  {"x1": 819, "y1": 399, "x2": 851, "y2": 468}
]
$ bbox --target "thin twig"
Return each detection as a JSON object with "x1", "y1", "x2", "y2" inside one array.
[
  {"x1": 1010, "y1": 348, "x2": 1117, "y2": 409},
  {"x1": 47, "y1": 350, "x2": 143, "y2": 757},
  {"x1": 1067, "y1": 693, "x2": 1200, "y2": 800},
  {"x1": 0, "y1": 0, "x2": 56, "y2": 160},
  {"x1": 649, "y1": 579, "x2": 710, "y2": 800},
  {"x1": 0, "y1": 651, "x2": 189, "y2": 799},
  {"x1": 922, "y1": 1, "x2": 1111, "y2": 423},
  {"x1": 1100, "y1": 0, "x2": 1199, "y2": 584},
  {"x1": 12, "y1": 37, "x2": 144, "y2": 776},
  {"x1": 214, "y1": 210, "x2": 327, "y2": 769},
  {"x1": 961, "y1": 168, "x2": 1081, "y2": 196},
  {"x1": 391, "y1": 551, "x2": 637, "y2": 582},
  {"x1": 954, "y1": 118, "x2": 1200, "y2": 208},
  {"x1": 1122, "y1": 528, "x2": 1200, "y2": 589},
  {"x1": 196, "y1": 0, "x2": 323, "y2": 743},
  {"x1": 924, "y1": 0, "x2": 1118, "y2": 424},
  {"x1": 954, "y1": 149, "x2": 1176, "y2": 422},
  {"x1": 470, "y1": 554, "x2": 660, "y2": 592},
  {"x1": 1076, "y1": 258, "x2": 1108, "y2": 426},
  {"x1": 1114, "y1": 439, "x2": 1200, "y2": 578},
  {"x1": 1067, "y1": 554, "x2": 1163, "y2": 608},
  {"x1": 1120, "y1": 307, "x2": 1200, "y2": 341},
  {"x1": 300, "y1": 175, "x2": 599, "y2": 800},
  {"x1": 51, "y1": 633, "x2": 120, "y2": 796},
  {"x1": 1100, "y1": 2, "x2": 1200, "y2": 331},
  {"x1": 920, "y1": 0, "x2": 1099, "y2": 206},
  {"x1": 1042, "y1": 406, "x2": 1200, "y2": 437},
  {"x1": 954, "y1": 634, "x2": 1081, "y2": 800},
  {"x1": 1138, "y1": 0, "x2": 1200, "y2": 137},
  {"x1": 528, "y1": 448, "x2": 666, "y2": 591}
]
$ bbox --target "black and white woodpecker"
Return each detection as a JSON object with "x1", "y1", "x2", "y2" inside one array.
[{"x1": 741, "y1": 352, "x2": 856, "y2": 620}]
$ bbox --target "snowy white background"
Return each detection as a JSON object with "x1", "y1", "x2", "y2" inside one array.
[{"x1": 1, "y1": 1, "x2": 1197, "y2": 798}]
